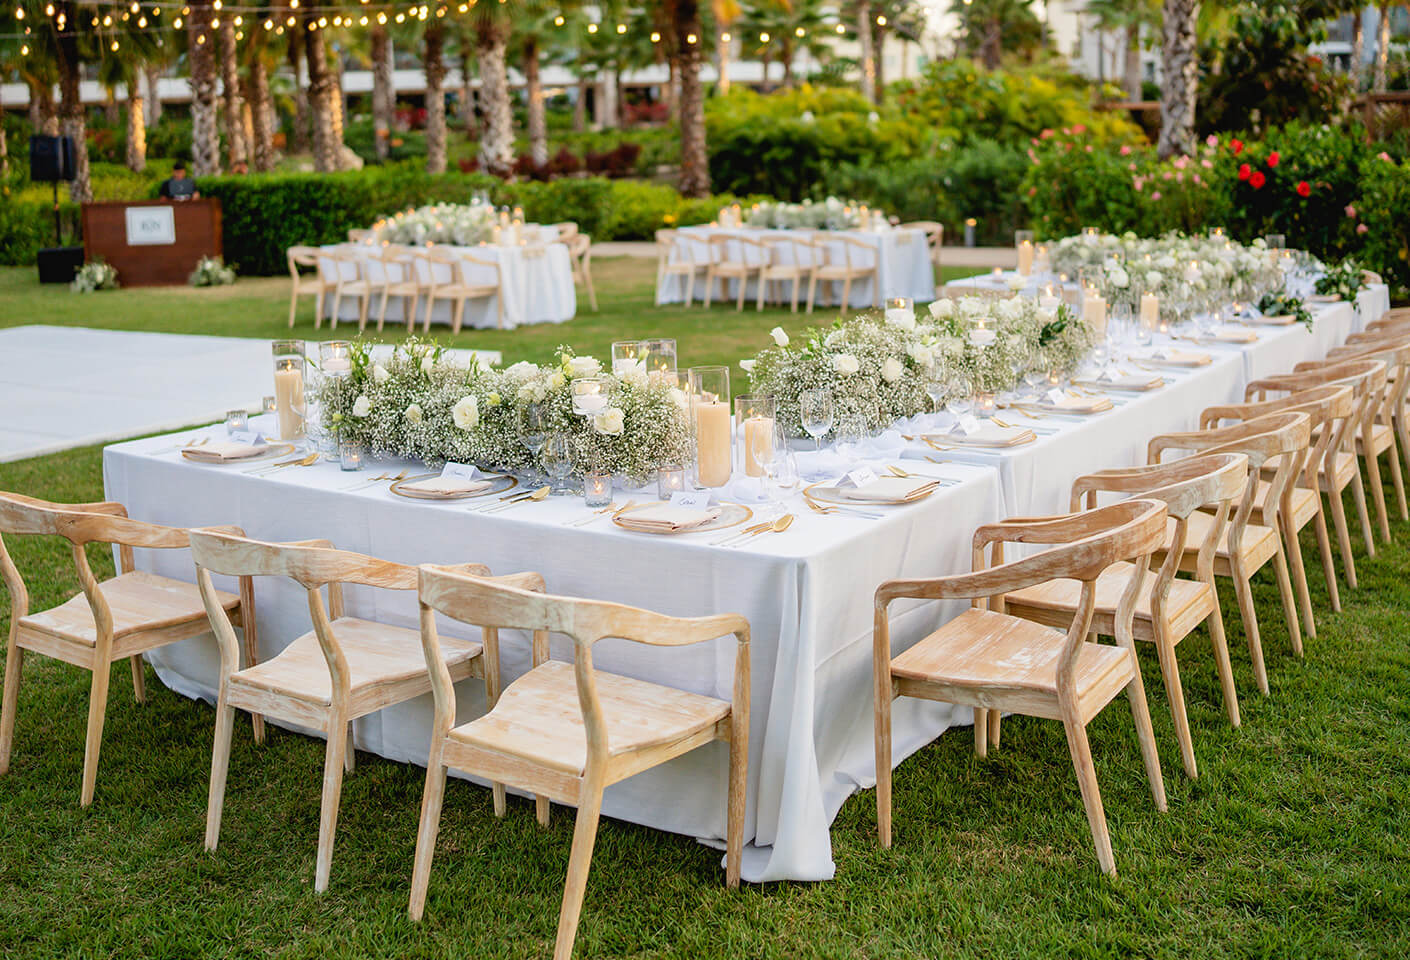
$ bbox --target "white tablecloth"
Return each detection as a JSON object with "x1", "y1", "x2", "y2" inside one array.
[
  {"x1": 319, "y1": 241, "x2": 576, "y2": 330},
  {"x1": 655, "y1": 226, "x2": 935, "y2": 308}
]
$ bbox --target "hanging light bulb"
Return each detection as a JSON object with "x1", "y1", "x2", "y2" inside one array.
[
  {"x1": 759, "y1": 31, "x2": 768, "y2": 42},
  {"x1": 587, "y1": 22, "x2": 597, "y2": 33},
  {"x1": 43, "y1": 3, "x2": 52, "y2": 16},
  {"x1": 835, "y1": 23, "x2": 845, "y2": 33},
  {"x1": 554, "y1": 14, "x2": 563, "y2": 25},
  {"x1": 876, "y1": 14, "x2": 886, "y2": 25},
  {"x1": 616, "y1": 23, "x2": 625, "y2": 33},
  {"x1": 173, "y1": 16, "x2": 182, "y2": 27},
  {"x1": 14, "y1": 7, "x2": 23, "y2": 20},
  {"x1": 138, "y1": 16, "x2": 146, "y2": 26},
  {"x1": 686, "y1": 32, "x2": 697, "y2": 43},
  {"x1": 721, "y1": 31, "x2": 731, "y2": 42},
  {"x1": 795, "y1": 26, "x2": 804, "y2": 37},
  {"x1": 650, "y1": 31, "x2": 660, "y2": 42},
  {"x1": 21, "y1": 43, "x2": 28, "y2": 54}
]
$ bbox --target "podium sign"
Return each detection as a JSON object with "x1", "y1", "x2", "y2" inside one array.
[
  {"x1": 81, "y1": 199, "x2": 222, "y2": 286},
  {"x1": 124, "y1": 205, "x2": 176, "y2": 246}
]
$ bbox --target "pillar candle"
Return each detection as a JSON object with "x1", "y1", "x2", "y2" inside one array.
[
  {"x1": 743, "y1": 416, "x2": 775, "y2": 477},
  {"x1": 273, "y1": 363, "x2": 305, "y2": 441},
  {"x1": 695, "y1": 400, "x2": 732, "y2": 487},
  {"x1": 1017, "y1": 240, "x2": 1034, "y2": 277},
  {"x1": 322, "y1": 358, "x2": 351, "y2": 374},
  {"x1": 1139, "y1": 293, "x2": 1159, "y2": 330},
  {"x1": 1083, "y1": 295, "x2": 1107, "y2": 338},
  {"x1": 1038, "y1": 294, "x2": 1061, "y2": 312}
]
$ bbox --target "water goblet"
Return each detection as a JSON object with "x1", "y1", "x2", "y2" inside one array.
[
  {"x1": 518, "y1": 402, "x2": 546, "y2": 482},
  {"x1": 543, "y1": 434, "x2": 573, "y2": 494},
  {"x1": 799, "y1": 388, "x2": 835, "y2": 451}
]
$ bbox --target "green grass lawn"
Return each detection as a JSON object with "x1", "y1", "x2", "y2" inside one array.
[{"x1": 1, "y1": 263, "x2": 1409, "y2": 957}]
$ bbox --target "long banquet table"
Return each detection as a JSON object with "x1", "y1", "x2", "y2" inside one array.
[{"x1": 102, "y1": 281, "x2": 1390, "y2": 884}]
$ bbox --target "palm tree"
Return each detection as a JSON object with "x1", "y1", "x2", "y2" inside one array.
[
  {"x1": 948, "y1": 0, "x2": 1047, "y2": 70},
  {"x1": 714, "y1": 0, "x2": 741, "y2": 96},
  {"x1": 96, "y1": 29, "x2": 162, "y2": 173},
  {"x1": 1157, "y1": 0, "x2": 1199, "y2": 157},
  {"x1": 513, "y1": 6, "x2": 569, "y2": 166},
  {"x1": 370, "y1": 22, "x2": 395, "y2": 161},
  {"x1": 856, "y1": 1, "x2": 877, "y2": 100},
  {"x1": 1374, "y1": 3, "x2": 1392, "y2": 92},
  {"x1": 219, "y1": 16, "x2": 248, "y2": 169},
  {"x1": 244, "y1": 27, "x2": 279, "y2": 172},
  {"x1": 659, "y1": 0, "x2": 710, "y2": 196},
  {"x1": 187, "y1": 0, "x2": 222, "y2": 175},
  {"x1": 423, "y1": 19, "x2": 448, "y2": 174},
  {"x1": 470, "y1": 6, "x2": 515, "y2": 176},
  {"x1": 1085, "y1": 0, "x2": 1159, "y2": 100},
  {"x1": 303, "y1": 15, "x2": 341, "y2": 171}
]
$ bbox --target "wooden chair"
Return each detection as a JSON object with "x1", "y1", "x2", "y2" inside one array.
[
  {"x1": 654, "y1": 229, "x2": 711, "y2": 308},
  {"x1": 1245, "y1": 360, "x2": 1385, "y2": 577},
  {"x1": 756, "y1": 234, "x2": 818, "y2": 313},
  {"x1": 1201, "y1": 385, "x2": 1356, "y2": 619},
  {"x1": 1148, "y1": 413, "x2": 1311, "y2": 696},
  {"x1": 809, "y1": 233, "x2": 881, "y2": 314},
  {"x1": 1333, "y1": 333, "x2": 1410, "y2": 503},
  {"x1": 551, "y1": 221, "x2": 580, "y2": 243},
  {"x1": 347, "y1": 228, "x2": 376, "y2": 243},
  {"x1": 373, "y1": 244, "x2": 424, "y2": 333},
  {"x1": 286, "y1": 245, "x2": 334, "y2": 329},
  {"x1": 874, "y1": 499, "x2": 1169, "y2": 876},
  {"x1": 900, "y1": 220, "x2": 943, "y2": 275},
  {"x1": 408, "y1": 564, "x2": 750, "y2": 959},
  {"x1": 418, "y1": 248, "x2": 504, "y2": 334},
  {"x1": 566, "y1": 232, "x2": 598, "y2": 312},
  {"x1": 326, "y1": 247, "x2": 376, "y2": 332},
  {"x1": 188, "y1": 530, "x2": 490, "y2": 892},
  {"x1": 1320, "y1": 337, "x2": 1410, "y2": 526},
  {"x1": 1000, "y1": 454, "x2": 1249, "y2": 778},
  {"x1": 704, "y1": 234, "x2": 770, "y2": 311},
  {"x1": 0, "y1": 493, "x2": 252, "y2": 807}
]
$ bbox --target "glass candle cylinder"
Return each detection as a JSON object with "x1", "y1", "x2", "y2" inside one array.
[
  {"x1": 689, "y1": 366, "x2": 732, "y2": 488},
  {"x1": 583, "y1": 471, "x2": 612, "y2": 508},
  {"x1": 884, "y1": 297, "x2": 914, "y2": 327},
  {"x1": 1014, "y1": 229, "x2": 1035, "y2": 276},
  {"x1": 1082, "y1": 290, "x2": 1108, "y2": 340},
  {"x1": 611, "y1": 340, "x2": 645, "y2": 376},
  {"x1": 657, "y1": 464, "x2": 686, "y2": 500},
  {"x1": 1082, "y1": 226, "x2": 1100, "y2": 244},
  {"x1": 1265, "y1": 233, "x2": 1286, "y2": 250},
  {"x1": 225, "y1": 409, "x2": 248, "y2": 434},
  {"x1": 340, "y1": 440, "x2": 364, "y2": 471},
  {"x1": 641, "y1": 338, "x2": 678, "y2": 380},
  {"x1": 262, "y1": 395, "x2": 278, "y2": 415},
  {"x1": 735, "y1": 394, "x2": 777, "y2": 479},
  {"x1": 570, "y1": 376, "x2": 609, "y2": 416},
  {"x1": 271, "y1": 340, "x2": 307, "y2": 442},
  {"x1": 320, "y1": 340, "x2": 353, "y2": 377},
  {"x1": 1139, "y1": 291, "x2": 1160, "y2": 337}
]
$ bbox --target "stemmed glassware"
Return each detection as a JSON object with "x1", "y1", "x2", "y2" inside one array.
[
  {"x1": 946, "y1": 372, "x2": 975, "y2": 419},
  {"x1": 518, "y1": 403, "x2": 546, "y2": 482},
  {"x1": 542, "y1": 434, "x2": 573, "y2": 494},
  {"x1": 833, "y1": 412, "x2": 867, "y2": 466},
  {"x1": 799, "y1": 388, "x2": 835, "y2": 450},
  {"x1": 762, "y1": 420, "x2": 801, "y2": 514},
  {"x1": 924, "y1": 364, "x2": 947, "y2": 416}
]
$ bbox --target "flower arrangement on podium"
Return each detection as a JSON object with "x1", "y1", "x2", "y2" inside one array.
[
  {"x1": 743, "y1": 298, "x2": 1091, "y2": 437},
  {"x1": 743, "y1": 197, "x2": 890, "y2": 231},
  {"x1": 317, "y1": 340, "x2": 691, "y2": 482},
  {"x1": 371, "y1": 201, "x2": 499, "y2": 246}
]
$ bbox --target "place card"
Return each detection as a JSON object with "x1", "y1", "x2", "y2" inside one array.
[
  {"x1": 669, "y1": 490, "x2": 716, "y2": 510},
  {"x1": 440, "y1": 462, "x2": 480, "y2": 482},
  {"x1": 956, "y1": 414, "x2": 984, "y2": 436},
  {"x1": 228, "y1": 430, "x2": 266, "y2": 447},
  {"x1": 840, "y1": 466, "x2": 880, "y2": 488},
  {"x1": 1046, "y1": 387, "x2": 1066, "y2": 405}
]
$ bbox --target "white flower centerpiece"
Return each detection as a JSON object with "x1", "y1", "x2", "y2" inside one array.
[
  {"x1": 1051, "y1": 231, "x2": 1282, "y2": 310},
  {"x1": 744, "y1": 196, "x2": 889, "y2": 231},
  {"x1": 371, "y1": 201, "x2": 499, "y2": 246}
]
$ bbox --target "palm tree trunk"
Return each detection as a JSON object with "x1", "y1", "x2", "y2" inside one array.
[
  {"x1": 371, "y1": 25, "x2": 394, "y2": 161},
  {"x1": 187, "y1": 1, "x2": 222, "y2": 175},
  {"x1": 874, "y1": 18, "x2": 888, "y2": 93},
  {"x1": 104, "y1": 87, "x2": 119, "y2": 127},
  {"x1": 0, "y1": 83, "x2": 8, "y2": 179},
  {"x1": 857, "y1": 2, "x2": 877, "y2": 103},
  {"x1": 288, "y1": 29, "x2": 311, "y2": 154},
  {"x1": 332, "y1": 55, "x2": 347, "y2": 162},
  {"x1": 145, "y1": 65, "x2": 163, "y2": 124},
  {"x1": 54, "y1": 7, "x2": 91, "y2": 203},
  {"x1": 248, "y1": 55, "x2": 275, "y2": 172},
  {"x1": 716, "y1": 28, "x2": 731, "y2": 96},
  {"x1": 1352, "y1": 11, "x2": 1365, "y2": 88},
  {"x1": 459, "y1": 40, "x2": 476, "y2": 136},
  {"x1": 1124, "y1": 23, "x2": 1142, "y2": 100},
  {"x1": 524, "y1": 37, "x2": 548, "y2": 167},
  {"x1": 219, "y1": 18, "x2": 247, "y2": 168},
  {"x1": 125, "y1": 73, "x2": 147, "y2": 173},
  {"x1": 1157, "y1": 0, "x2": 1199, "y2": 158},
  {"x1": 675, "y1": 0, "x2": 710, "y2": 197},
  {"x1": 304, "y1": 19, "x2": 338, "y2": 172},
  {"x1": 476, "y1": 18, "x2": 514, "y2": 177},
  {"x1": 782, "y1": 39, "x2": 795, "y2": 87},
  {"x1": 667, "y1": 56, "x2": 679, "y2": 119},
  {"x1": 424, "y1": 23, "x2": 448, "y2": 175},
  {"x1": 600, "y1": 70, "x2": 618, "y2": 128},
  {"x1": 1375, "y1": 4, "x2": 1391, "y2": 92}
]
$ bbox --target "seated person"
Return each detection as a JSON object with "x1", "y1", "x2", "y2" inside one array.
[{"x1": 158, "y1": 162, "x2": 199, "y2": 200}]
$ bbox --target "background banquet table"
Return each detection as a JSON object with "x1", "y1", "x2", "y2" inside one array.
[
  {"x1": 655, "y1": 226, "x2": 935, "y2": 308},
  {"x1": 319, "y1": 236, "x2": 576, "y2": 330}
]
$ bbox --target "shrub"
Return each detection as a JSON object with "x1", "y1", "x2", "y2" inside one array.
[{"x1": 1348, "y1": 156, "x2": 1410, "y2": 290}]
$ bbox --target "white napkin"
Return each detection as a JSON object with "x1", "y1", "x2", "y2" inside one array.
[
  {"x1": 1146, "y1": 346, "x2": 1212, "y2": 366},
  {"x1": 1023, "y1": 393, "x2": 1112, "y2": 413},
  {"x1": 400, "y1": 476, "x2": 492, "y2": 496},
  {"x1": 838, "y1": 476, "x2": 936, "y2": 503},
  {"x1": 1073, "y1": 373, "x2": 1164, "y2": 391},
  {"x1": 617, "y1": 503, "x2": 722, "y2": 532},
  {"x1": 1205, "y1": 325, "x2": 1258, "y2": 343},
  {"x1": 933, "y1": 422, "x2": 1035, "y2": 447},
  {"x1": 183, "y1": 440, "x2": 269, "y2": 462}
]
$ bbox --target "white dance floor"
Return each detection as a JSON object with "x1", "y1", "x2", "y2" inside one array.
[{"x1": 0, "y1": 326, "x2": 500, "y2": 463}]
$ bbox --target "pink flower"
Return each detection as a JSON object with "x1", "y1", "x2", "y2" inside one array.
[
  {"x1": 1133, "y1": 176, "x2": 1146, "y2": 191},
  {"x1": 1028, "y1": 186, "x2": 1037, "y2": 197},
  {"x1": 1031, "y1": 137, "x2": 1040, "y2": 146},
  {"x1": 1201, "y1": 159, "x2": 1213, "y2": 169},
  {"x1": 1061, "y1": 127, "x2": 1072, "y2": 136},
  {"x1": 1028, "y1": 148, "x2": 1039, "y2": 164},
  {"x1": 1172, "y1": 156, "x2": 1189, "y2": 169},
  {"x1": 1175, "y1": 172, "x2": 1184, "y2": 182},
  {"x1": 1040, "y1": 128, "x2": 1055, "y2": 139},
  {"x1": 1206, "y1": 134, "x2": 1219, "y2": 147},
  {"x1": 1150, "y1": 191, "x2": 1162, "y2": 201},
  {"x1": 1129, "y1": 162, "x2": 1138, "y2": 171},
  {"x1": 1085, "y1": 144, "x2": 1093, "y2": 152},
  {"x1": 1193, "y1": 174, "x2": 1203, "y2": 184},
  {"x1": 1162, "y1": 171, "x2": 1174, "y2": 180},
  {"x1": 1345, "y1": 205, "x2": 1357, "y2": 218},
  {"x1": 1358, "y1": 223, "x2": 1369, "y2": 233},
  {"x1": 1073, "y1": 123, "x2": 1088, "y2": 134},
  {"x1": 1379, "y1": 151, "x2": 1392, "y2": 161},
  {"x1": 1119, "y1": 145, "x2": 1132, "y2": 156}
]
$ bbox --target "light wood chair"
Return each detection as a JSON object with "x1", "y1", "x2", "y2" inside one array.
[
  {"x1": 874, "y1": 499, "x2": 1169, "y2": 876},
  {"x1": 900, "y1": 220, "x2": 943, "y2": 276},
  {"x1": 654, "y1": 229, "x2": 711, "y2": 308},
  {"x1": 808, "y1": 233, "x2": 881, "y2": 314},
  {"x1": 1201, "y1": 385, "x2": 1356, "y2": 621},
  {"x1": 188, "y1": 529, "x2": 490, "y2": 893},
  {"x1": 1148, "y1": 413, "x2": 1311, "y2": 696},
  {"x1": 408, "y1": 564, "x2": 750, "y2": 959},
  {"x1": 419, "y1": 248, "x2": 504, "y2": 334},
  {"x1": 286, "y1": 245, "x2": 334, "y2": 329},
  {"x1": 757, "y1": 235, "x2": 818, "y2": 313},
  {"x1": 347, "y1": 228, "x2": 376, "y2": 242},
  {"x1": 326, "y1": 247, "x2": 376, "y2": 332},
  {"x1": 551, "y1": 221, "x2": 580, "y2": 243},
  {"x1": 1333, "y1": 333, "x2": 1410, "y2": 502},
  {"x1": 0, "y1": 493, "x2": 252, "y2": 807},
  {"x1": 704, "y1": 234, "x2": 770, "y2": 311},
  {"x1": 566, "y1": 232, "x2": 598, "y2": 312},
  {"x1": 1000, "y1": 454, "x2": 1249, "y2": 779},
  {"x1": 1245, "y1": 360, "x2": 1385, "y2": 579},
  {"x1": 1320, "y1": 337, "x2": 1410, "y2": 527},
  {"x1": 373, "y1": 244, "x2": 424, "y2": 333}
]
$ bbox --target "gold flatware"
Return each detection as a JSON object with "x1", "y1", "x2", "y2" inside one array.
[
  {"x1": 244, "y1": 454, "x2": 306, "y2": 474},
  {"x1": 711, "y1": 518, "x2": 773, "y2": 545},
  {"x1": 721, "y1": 513, "x2": 793, "y2": 547},
  {"x1": 563, "y1": 499, "x2": 636, "y2": 527},
  {"x1": 481, "y1": 486, "x2": 550, "y2": 513}
]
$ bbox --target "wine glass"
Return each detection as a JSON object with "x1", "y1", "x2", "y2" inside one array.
[
  {"x1": 518, "y1": 403, "x2": 546, "y2": 482},
  {"x1": 924, "y1": 365, "x2": 948, "y2": 416},
  {"x1": 833, "y1": 412, "x2": 867, "y2": 466},
  {"x1": 946, "y1": 372, "x2": 975, "y2": 418},
  {"x1": 798, "y1": 388, "x2": 834, "y2": 450},
  {"x1": 542, "y1": 434, "x2": 573, "y2": 494}
]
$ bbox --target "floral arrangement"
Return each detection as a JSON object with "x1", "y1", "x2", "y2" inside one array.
[
  {"x1": 742, "y1": 298, "x2": 1090, "y2": 437},
  {"x1": 1257, "y1": 292, "x2": 1314, "y2": 329},
  {"x1": 70, "y1": 259, "x2": 119, "y2": 293},
  {"x1": 316, "y1": 340, "x2": 691, "y2": 483},
  {"x1": 371, "y1": 201, "x2": 498, "y2": 246},
  {"x1": 1314, "y1": 258, "x2": 1367, "y2": 303},
  {"x1": 744, "y1": 196, "x2": 889, "y2": 231},
  {"x1": 189, "y1": 255, "x2": 236, "y2": 287}
]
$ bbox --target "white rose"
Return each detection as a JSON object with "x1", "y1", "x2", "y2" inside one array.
[
  {"x1": 885, "y1": 310, "x2": 917, "y2": 332},
  {"x1": 420, "y1": 356, "x2": 435, "y2": 375},
  {"x1": 928, "y1": 298, "x2": 955, "y2": 319},
  {"x1": 997, "y1": 298, "x2": 1022, "y2": 321},
  {"x1": 832, "y1": 353, "x2": 860, "y2": 376},
  {"x1": 739, "y1": 358, "x2": 757, "y2": 373},
  {"x1": 351, "y1": 395, "x2": 371, "y2": 418},
  {"x1": 404, "y1": 403, "x2": 423, "y2": 424},
  {"x1": 621, "y1": 368, "x2": 649, "y2": 388},
  {"x1": 1156, "y1": 255, "x2": 1177, "y2": 270},
  {"x1": 371, "y1": 363, "x2": 390, "y2": 383},
  {"x1": 451, "y1": 395, "x2": 479, "y2": 431},
  {"x1": 568, "y1": 356, "x2": 602, "y2": 377},
  {"x1": 959, "y1": 297, "x2": 987, "y2": 319},
  {"x1": 907, "y1": 343, "x2": 934, "y2": 367},
  {"x1": 669, "y1": 387, "x2": 689, "y2": 409},
  {"x1": 593, "y1": 407, "x2": 625, "y2": 436},
  {"x1": 770, "y1": 326, "x2": 790, "y2": 347},
  {"x1": 548, "y1": 372, "x2": 566, "y2": 390},
  {"x1": 825, "y1": 329, "x2": 846, "y2": 347},
  {"x1": 1006, "y1": 275, "x2": 1026, "y2": 292},
  {"x1": 1145, "y1": 270, "x2": 1163, "y2": 288},
  {"x1": 880, "y1": 357, "x2": 904, "y2": 382},
  {"x1": 1108, "y1": 268, "x2": 1129, "y2": 289},
  {"x1": 504, "y1": 360, "x2": 539, "y2": 381}
]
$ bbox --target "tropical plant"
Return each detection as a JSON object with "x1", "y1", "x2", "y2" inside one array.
[
  {"x1": 947, "y1": 0, "x2": 1048, "y2": 69},
  {"x1": 1159, "y1": 0, "x2": 1200, "y2": 156}
]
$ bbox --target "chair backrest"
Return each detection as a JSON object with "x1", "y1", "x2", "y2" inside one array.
[
  {"x1": 417, "y1": 564, "x2": 750, "y2": 772},
  {"x1": 761, "y1": 234, "x2": 818, "y2": 269},
  {"x1": 553, "y1": 221, "x2": 579, "y2": 242},
  {"x1": 710, "y1": 233, "x2": 769, "y2": 267},
  {"x1": 413, "y1": 247, "x2": 458, "y2": 286},
  {"x1": 347, "y1": 229, "x2": 375, "y2": 243},
  {"x1": 1200, "y1": 384, "x2": 1353, "y2": 490}
]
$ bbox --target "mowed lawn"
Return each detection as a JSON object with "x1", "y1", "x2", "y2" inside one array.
[{"x1": 0, "y1": 260, "x2": 1408, "y2": 958}]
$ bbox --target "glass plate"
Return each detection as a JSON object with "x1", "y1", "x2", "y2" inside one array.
[
  {"x1": 181, "y1": 442, "x2": 296, "y2": 465},
  {"x1": 389, "y1": 472, "x2": 518, "y2": 501},
  {"x1": 804, "y1": 480, "x2": 935, "y2": 507},
  {"x1": 612, "y1": 501, "x2": 752, "y2": 535}
]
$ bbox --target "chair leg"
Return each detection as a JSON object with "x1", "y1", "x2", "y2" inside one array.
[
  {"x1": 408, "y1": 295, "x2": 422, "y2": 333},
  {"x1": 1230, "y1": 562, "x2": 1269, "y2": 696},
  {"x1": 736, "y1": 273, "x2": 747, "y2": 312},
  {"x1": 756, "y1": 275, "x2": 766, "y2": 312},
  {"x1": 344, "y1": 722, "x2": 355, "y2": 774},
  {"x1": 840, "y1": 277, "x2": 853, "y2": 315},
  {"x1": 874, "y1": 675, "x2": 894, "y2": 847},
  {"x1": 988, "y1": 709, "x2": 1001, "y2": 748},
  {"x1": 130, "y1": 654, "x2": 146, "y2": 704},
  {"x1": 1271, "y1": 540, "x2": 1302, "y2": 659},
  {"x1": 553, "y1": 786, "x2": 604, "y2": 960},
  {"x1": 791, "y1": 277, "x2": 801, "y2": 314},
  {"x1": 1150, "y1": 622, "x2": 1197, "y2": 779},
  {"x1": 288, "y1": 289, "x2": 299, "y2": 328},
  {"x1": 314, "y1": 712, "x2": 349, "y2": 893},
  {"x1": 1283, "y1": 514, "x2": 1315, "y2": 644},
  {"x1": 972, "y1": 707, "x2": 987, "y2": 759},
  {"x1": 1326, "y1": 482, "x2": 1358, "y2": 589},
  {"x1": 204, "y1": 693, "x2": 237, "y2": 852},
  {"x1": 682, "y1": 272, "x2": 695, "y2": 308},
  {"x1": 1311, "y1": 497, "x2": 1341, "y2": 613},
  {"x1": 703, "y1": 270, "x2": 715, "y2": 308},
  {"x1": 314, "y1": 290, "x2": 325, "y2": 331},
  {"x1": 1205, "y1": 586, "x2": 1241, "y2": 727},
  {"x1": 806, "y1": 275, "x2": 818, "y2": 314},
  {"x1": 80, "y1": 659, "x2": 113, "y2": 807},
  {"x1": 726, "y1": 716, "x2": 746, "y2": 889},
  {"x1": 536, "y1": 795, "x2": 551, "y2": 828},
  {"x1": 584, "y1": 263, "x2": 598, "y2": 312},
  {"x1": 329, "y1": 292, "x2": 342, "y2": 330},
  {"x1": 1350, "y1": 470, "x2": 1376, "y2": 557},
  {"x1": 1125, "y1": 662, "x2": 1168, "y2": 812},
  {"x1": 1385, "y1": 432, "x2": 1408, "y2": 521},
  {"x1": 1062, "y1": 719, "x2": 1116, "y2": 876},
  {"x1": 376, "y1": 291, "x2": 391, "y2": 332},
  {"x1": 0, "y1": 642, "x2": 23, "y2": 775},
  {"x1": 451, "y1": 299, "x2": 465, "y2": 336},
  {"x1": 1364, "y1": 442, "x2": 1391, "y2": 542},
  {"x1": 407, "y1": 745, "x2": 449, "y2": 922}
]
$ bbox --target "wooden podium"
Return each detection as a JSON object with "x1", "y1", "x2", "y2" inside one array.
[{"x1": 81, "y1": 198, "x2": 223, "y2": 287}]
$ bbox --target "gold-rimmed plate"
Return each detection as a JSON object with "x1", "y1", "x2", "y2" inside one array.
[
  {"x1": 804, "y1": 480, "x2": 936, "y2": 507},
  {"x1": 181, "y1": 441, "x2": 296, "y2": 465},
  {"x1": 390, "y1": 472, "x2": 517, "y2": 501},
  {"x1": 612, "y1": 501, "x2": 752, "y2": 535}
]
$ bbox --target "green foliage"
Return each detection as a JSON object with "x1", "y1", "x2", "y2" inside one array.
[{"x1": 1356, "y1": 156, "x2": 1410, "y2": 291}]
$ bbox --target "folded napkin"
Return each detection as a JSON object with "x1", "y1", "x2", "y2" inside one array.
[
  {"x1": 1022, "y1": 394, "x2": 1113, "y2": 414},
  {"x1": 1205, "y1": 325, "x2": 1258, "y2": 343},
  {"x1": 1072, "y1": 373, "x2": 1165, "y2": 392},
  {"x1": 399, "y1": 476, "x2": 493, "y2": 497},
  {"x1": 183, "y1": 440, "x2": 269, "y2": 462},
  {"x1": 838, "y1": 476, "x2": 937, "y2": 503},
  {"x1": 1309, "y1": 293, "x2": 1340, "y2": 303},
  {"x1": 616, "y1": 503, "x2": 723, "y2": 533},
  {"x1": 932, "y1": 422, "x2": 1035, "y2": 448},
  {"x1": 1144, "y1": 347, "x2": 1212, "y2": 367},
  {"x1": 1245, "y1": 313, "x2": 1296, "y2": 326}
]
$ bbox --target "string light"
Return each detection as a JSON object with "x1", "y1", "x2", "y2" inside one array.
[
  {"x1": 721, "y1": 30, "x2": 730, "y2": 42},
  {"x1": 835, "y1": 23, "x2": 845, "y2": 33},
  {"x1": 759, "y1": 31, "x2": 768, "y2": 42},
  {"x1": 586, "y1": 21, "x2": 596, "y2": 33},
  {"x1": 686, "y1": 32, "x2": 696, "y2": 43},
  {"x1": 650, "y1": 30, "x2": 660, "y2": 42},
  {"x1": 615, "y1": 22, "x2": 625, "y2": 33},
  {"x1": 794, "y1": 26, "x2": 804, "y2": 37},
  {"x1": 876, "y1": 14, "x2": 886, "y2": 25},
  {"x1": 172, "y1": 15, "x2": 181, "y2": 27},
  {"x1": 553, "y1": 14, "x2": 563, "y2": 25}
]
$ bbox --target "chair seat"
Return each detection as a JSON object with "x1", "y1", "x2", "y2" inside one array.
[
  {"x1": 1161, "y1": 512, "x2": 1277, "y2": 573},
  {"x1": 889, "y1": 608, "x2": 1136, "y2": 722},
  {"x1": 1248, "y1": 480, "x2": 1320, "y2": 529},
  {"x1": 449, "y1": 659, "x2": 730, "y2": 776},
  {"x1": 1356, "y1": 422, "x2": 1395, "y2": 456},
  {"x1": 336, "y1": 281, "x2": 373, "y2": 295},
  {"x1": 18, "y1": 571, "x2": 238, "y2": 647},
  {"x1": 1005, "y1": 561, "x2": 1214, "y2": 641},
  {"x1": 429, "y1": 284, "x2": 499, "y2": 298},
  {"x1": 713, "y1": 261, "x2": 764, "y2": 275},
  {"x1": 663, "y1": 262, "x2": 705, "y2": 275},
  {"x1": 1264, "y1": 450, "x2": 1358, "y2": 489},
  {"x1": 814, "y1": 265, "x2": 874, "y2": 279},
  {"x1": 229, "y1": 616, "x2": 480, "y2": 707}
]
